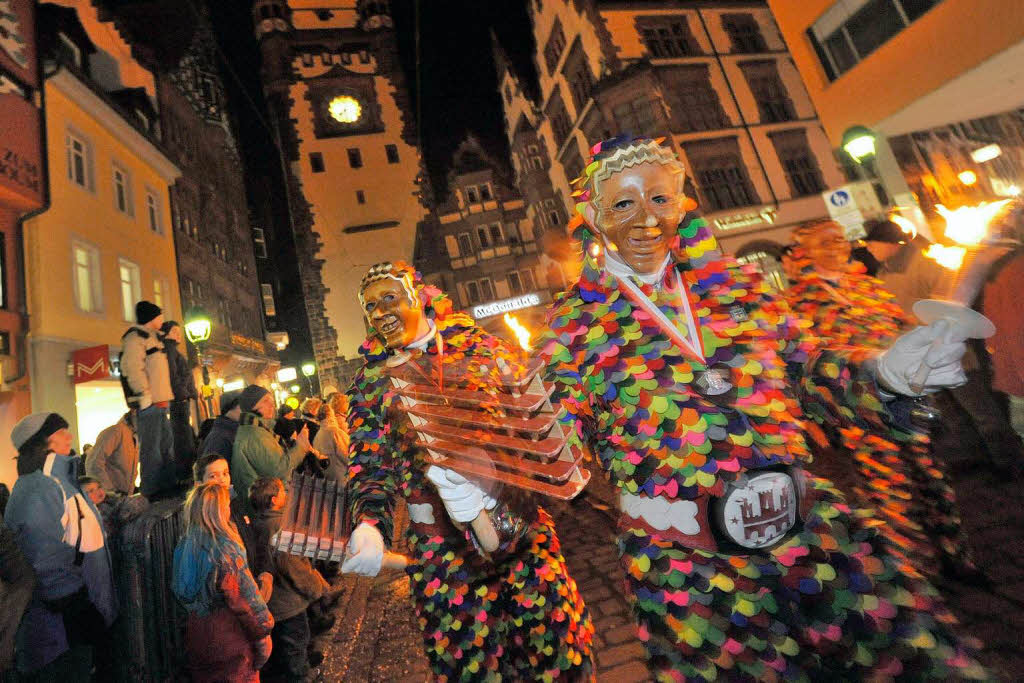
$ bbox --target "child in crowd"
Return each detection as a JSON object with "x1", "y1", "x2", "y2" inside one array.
[
  {"x1": 78, "y1": 476, "x2": 105, "y2": 507},
  {"x1": 172, "y1": 483, "x2": 274, "y2": 683},
  {"x1": 249, "y1": 477, "x2": 329, "y2": 682}
]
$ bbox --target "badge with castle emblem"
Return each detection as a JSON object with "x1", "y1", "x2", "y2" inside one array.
[
  {"x1": 717, "y1": 471, "x2": 798, "y2": 549},
  {"x1": 728, "y1": 305, "x2": 748, "y2": 322}
]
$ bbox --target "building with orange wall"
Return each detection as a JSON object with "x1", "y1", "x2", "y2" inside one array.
[
  {"x1": 498, "y1": 0, "x2": 848, "y2": 286},
  {"x1": 255, "y1": 0, "x2": 428, "y2": 387},
  {"x1": 768, "y1": 0, "x2": 1024, "y2": 218},
  {"x1": 0, "y1": 0, "x2": 44, "y2": 487},
  {"x1": 21, "y1": 3, "x2": 181, "y2": 463}
]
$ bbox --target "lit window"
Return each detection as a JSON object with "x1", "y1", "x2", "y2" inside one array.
[
  {"x1": 112, "y1": 165, "x2": 133, "y2": 215},
  {"x1": 153, "y1": 278, "x2": 164, "y2": 309},
  {"x1": 72, "y1": 242, "x2": 102, "y2": 313},
  {"x1": 146, "y1": 189, "x2": 161, "y2": 233},
  {"x1": 261, "y1": 283, "x2": 277, "y2": 317},
  {"x1": 329, "y1": 95, "x2": 362, "y2": 123},
  {"x1": 119, "y1": 259, "x2": 141, "y2": 322}
]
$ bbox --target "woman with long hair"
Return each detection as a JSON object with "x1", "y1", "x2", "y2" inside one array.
[
  {"x1": 172, "y1": 483, "x2": 274, "y2": 682},
  {"x1": 312, "y1": 393, "x2": 350, "y2": 482}
]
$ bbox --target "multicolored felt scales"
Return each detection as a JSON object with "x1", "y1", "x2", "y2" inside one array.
[
  {"x1": 384, "y1": 352, "x2": 591, "y2": 500},
  {"x1": 272, "y1": 472, "x2": 407, "y2": 568}
]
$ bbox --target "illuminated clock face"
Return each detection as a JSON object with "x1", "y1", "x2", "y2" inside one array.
[{"x1": 328, "y1": 95, "x2": 362, "y2": 124}]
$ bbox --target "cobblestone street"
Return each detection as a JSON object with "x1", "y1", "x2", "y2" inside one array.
[{"x1": 319, "y1": 465, "x2": 1024, "y2": 681}]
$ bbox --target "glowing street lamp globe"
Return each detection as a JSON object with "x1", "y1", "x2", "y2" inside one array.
[
  {"x1": 184, "y1": 308, "x2": 212, "y2": 344},
  {"x1": 290, "y1": 384, "x2": 301, "y2": 394},
  {"x1": 841, "y1": 125, "x2": 876, "y2": 163},
  {"x1": 301, "y1": 362, "x2": 316, "y2": 377}
]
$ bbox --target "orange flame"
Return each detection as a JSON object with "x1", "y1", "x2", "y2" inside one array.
[
  {"x1": 923, "y1": 243, "x2": 966, "y2": 271},
  {"x1": 936, "y1": 200, "x2": 1011, "y2": 246},
  {"x1": 503, "y1": 313, "x2": 532, "y2": 351}
]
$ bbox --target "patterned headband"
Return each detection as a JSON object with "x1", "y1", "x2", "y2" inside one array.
[{"x1": 358, "y1": 261, "x2": 419, "y2": 315}]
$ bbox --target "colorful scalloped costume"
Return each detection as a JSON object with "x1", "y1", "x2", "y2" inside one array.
[
  {"x1": 784, "y1": 253, "x2": 972, "y2": 579},
  {"x1": 541, "y1": 194, "x2": 986, "y2": 679},
  {"x1": 346, "y1": 288, "x2": 594, "y2": 682}
]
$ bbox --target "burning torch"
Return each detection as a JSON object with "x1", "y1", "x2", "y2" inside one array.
[{"x1": 908, "y1": 200, "x2": 1009, "y2": 393}]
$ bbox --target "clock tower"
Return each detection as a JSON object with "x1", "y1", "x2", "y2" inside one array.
[{"x1": 255, "y1": 0, "x2": 426, "y2": 386}]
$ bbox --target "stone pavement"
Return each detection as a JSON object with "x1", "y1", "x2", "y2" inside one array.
[{"x1": 318, "y1": 465, "x2": 1024, "y2": 681}]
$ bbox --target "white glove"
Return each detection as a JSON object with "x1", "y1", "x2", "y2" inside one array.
[
  {"x1": 876, "y1": 319, "x2": 967, "y2": 397},
  {"x1": 340, "y1": 522, "x2": 384, "y2": 577},
  {"x1": 425, "y1": 465, "x2": 496, "y2": 524}
]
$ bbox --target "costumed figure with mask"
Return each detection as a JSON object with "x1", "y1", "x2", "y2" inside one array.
[
  {"x1": 342, "y1": 262, "x2": 594, "y2": 681},
  {"x1": 784, "y1": 221, "x2": 976, "y2": 582},
  {"x1": 540, "y1": 136, "x2": 986, "y2": 680}
]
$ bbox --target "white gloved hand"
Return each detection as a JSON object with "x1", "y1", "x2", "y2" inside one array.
[
  {"x1": 425, "y1": 465, "x2": 497, "y2": 524},
  {"x1": 876, "y1": 319, "x2": 967, "y2": 396},
  {"x1": 340, "y1": 522, "x2": 384, "y2": 577}
]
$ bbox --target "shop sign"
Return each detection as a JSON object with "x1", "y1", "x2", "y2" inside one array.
[
  {"x1": 231, "y1": 333, "x2": 265, "y2": 355},
  {"x1": 713, "y1": 207, "x2": 777, "y2": 231},
  {"x1": 276, "y1": 367, "x2": 298, "y2": 382},
  {"x1": 472, "y1": 293, "x2": 542, "y2": 320},
  {"x1": 71, "y1": 345, "x2": 111, "y2": 384},
  {"x1": 822, "y1": 182, "x2": 883, "y2": 240}
]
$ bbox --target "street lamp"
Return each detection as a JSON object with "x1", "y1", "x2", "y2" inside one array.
[
  {"x1": 301, "y1": 361, "x2": 317, "y2": 395},
  {"x1": 841, "y1": 125, "x2": 877, "y2": 164},
  {"x1": 185, "y1": 307, "x2": 214, "y2": 415}
]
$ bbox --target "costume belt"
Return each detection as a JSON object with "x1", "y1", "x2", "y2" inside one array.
[{"x1": 618, "y1": 466, "x2": 816, "y2": 554}]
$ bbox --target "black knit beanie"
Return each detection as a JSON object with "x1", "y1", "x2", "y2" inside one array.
[{"x1": 136, "y1": 300, "x2": 162, "y2": 325}]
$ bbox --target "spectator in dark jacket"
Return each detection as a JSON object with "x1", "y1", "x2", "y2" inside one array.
[
  {"x1": 250, "y1": 477, "x2": 329, "y2": 682},
  {"x1": 1, "y1": 512, "x2": 35, "y2": 676},
  {"x1": 162, "y1": 321, "x2": 199, "y2": 484},
  {"x1": 5, "y1": 412, "x2": 116, "y2": 678},
  {"x1": 200, "y1": 391, "x2": 242, "y2": 459},
  {"x1": 85, "y1": 413, "x2": 138, "y2": 499}
]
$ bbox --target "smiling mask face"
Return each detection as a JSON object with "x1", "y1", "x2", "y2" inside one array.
[
  {"x1": 362, "y1": 276, "x2": 426, "y2": 349},
  {"x1": 590, "y1": 161, "x2": 685, "y2": 276}
]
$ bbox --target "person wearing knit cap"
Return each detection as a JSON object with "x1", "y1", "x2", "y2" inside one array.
[
  {"x1": 121, "y1": 300, "x2": 176, "y2": 497},
  {"x1": 860, "y1": 218, "x2": 944, "y2": 313},
  {"x1": 4, "y1": 412, "x2": 116, "y2": 678},
  {"x1": 199, "y1": 390, "x2": 243, "y2": 460},
  {"x1": 231, "y1": 385, "x2": 325, "y2": 515},
  {"x1": 161, "y1": 321, "x2": 198, "y2": 485}
]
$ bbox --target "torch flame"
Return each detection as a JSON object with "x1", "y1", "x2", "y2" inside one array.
[
  {"x1": 923, "y1": 243, "x2": 966, "y2": 271},
  {"x1": 936, "y1": 200, "x2": 1011, "y2": 246},
  {"x1": 503, "y1": 313, "x2": 532, "y2": 351},
  {"x1": 888, "y1": 213, "x2": 918, "y2": 240}
]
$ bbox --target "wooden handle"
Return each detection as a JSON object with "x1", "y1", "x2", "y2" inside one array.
[
  {"x1": 908, "y1": 337, "x2": 945, "y2": 394},
  {"x1": 381, "y1": 551, "x2": 410, "y2": 570}
]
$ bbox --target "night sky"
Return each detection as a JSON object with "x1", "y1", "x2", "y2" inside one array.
[{"x1": 208, "y1": 0, "x2": 538, "y2": 200}]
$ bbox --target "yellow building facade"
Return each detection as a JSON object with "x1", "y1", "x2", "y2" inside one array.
[
  {"x1": 769, "y1": 0, "x2": 1024, "y2": 216},
  {"x1": 23, "y1": 4, "x2": 180, "y2": 456}
]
